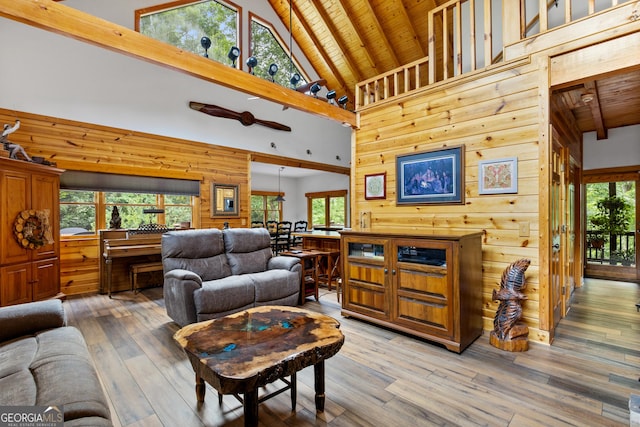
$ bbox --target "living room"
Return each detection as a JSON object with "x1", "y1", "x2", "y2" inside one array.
[{"x1": 1, "y1": 0, "x2": 639, "y2": 425}]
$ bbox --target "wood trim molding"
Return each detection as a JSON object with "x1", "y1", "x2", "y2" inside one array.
[{"x1": 251, "y1": 153, "x2": 350, "y2": 175}]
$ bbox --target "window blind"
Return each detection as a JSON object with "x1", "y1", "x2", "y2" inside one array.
[{"x1": 60, "y1": 171, "x2": 200, "y2": 196}]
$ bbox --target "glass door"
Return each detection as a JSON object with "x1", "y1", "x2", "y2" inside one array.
[{"x1": 585, "y1": 176, "x2": 637, "y2": 281}]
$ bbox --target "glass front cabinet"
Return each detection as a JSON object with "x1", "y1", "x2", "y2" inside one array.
[{"x1": 341, "y1": 230, "x2": 483, "y2": 353}]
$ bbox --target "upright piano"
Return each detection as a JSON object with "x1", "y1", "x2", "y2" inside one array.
[{"x1": 99, "y1": 229, "x2": 165, "y2": 297}]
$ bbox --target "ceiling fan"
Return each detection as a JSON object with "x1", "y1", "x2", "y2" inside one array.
[{"x1": 189, "y1": 101, "x2": 291, "y2": 132}]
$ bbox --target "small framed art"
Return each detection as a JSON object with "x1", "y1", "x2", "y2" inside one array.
[
  {"x1": 365, "y1": 172, "x2": 386, "y2": 200},
  {"x1": 478, "y1": 157, "x2": 518, "y2": 195}
]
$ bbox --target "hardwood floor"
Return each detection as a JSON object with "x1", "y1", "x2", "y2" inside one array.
[{"x1": 64, "y1": 278, "x2": 640, "y2": 426}]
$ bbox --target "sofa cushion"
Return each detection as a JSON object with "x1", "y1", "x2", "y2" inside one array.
[
  {"x1": 0, "y1": 326, "x2": 111, "y2": 425},
  {"x1": 194, "y1": 275, "x2": 256, "y2": 320},
  {"x1": 223, "y1": 228, "x2": 273, "y2": 275},
  {"x1": 163, "y1": 229, "x2": 231, "y2": 281},
  {"x1": 248, "y1": 270, "x2": 300, "y2": 303}
]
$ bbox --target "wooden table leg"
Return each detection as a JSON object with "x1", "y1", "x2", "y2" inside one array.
[
  {"x1": 195, "y1": 374, "x2": 206, "y2": 403},
  {"x1": 313, "y1": 361, "x2": 326, "y2": 412},
  {"x1": 244, "y1": 388, "x2": 259, "y2": 427},
  {"x1": 291, "y1": 372, "x2": 297, "y2": 411}
]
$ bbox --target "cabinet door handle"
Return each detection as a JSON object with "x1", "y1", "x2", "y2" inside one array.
[
  {"x1": 384, "y1": 268, "x2": 388, "y2": 274},
  {"x1": 392, "y1": 269, "x2": 396, "y2": 275}
]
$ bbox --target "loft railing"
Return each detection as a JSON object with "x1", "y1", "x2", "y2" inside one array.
[{"x1": 355, "y1": 0, "x2": 630, "y2": 109}]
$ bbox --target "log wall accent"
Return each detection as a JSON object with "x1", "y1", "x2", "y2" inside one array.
[
  {"x1": 352, "y1": 58, "x2": 548, "y2": 341},
  {"x1": 0, "y1": 108, "x2": 252, "y2": 296}
]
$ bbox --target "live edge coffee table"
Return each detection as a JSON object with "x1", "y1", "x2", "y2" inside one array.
[{"x1": 174, "y1": 305, "x2": 345, "y2": 426}]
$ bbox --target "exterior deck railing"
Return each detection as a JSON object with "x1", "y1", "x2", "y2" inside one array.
[
  {"x1": 355, "y1": 0, "x2": 631, "y2": 109},
  {"x1": 586, "y1": 230, "x2": 636, "y2": 265}
]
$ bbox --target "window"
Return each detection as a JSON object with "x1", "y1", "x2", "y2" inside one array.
[
  {"x1": 306, "y1": 190, "x2": 347, "y2": 229},
  {"x1": 137, "y1": 0, "x2": 239, "y2": 67},
  {"x1": 251, "y1": 192, "x2": 282, "y2": 224},
  {"x1": 250, "y1": 17, "x2": 308, "y2": 87},
  {"x1": 60, "y1": 191, "x2": 194, "y2": 236},
  {"x1": 585, "y1": 179, "x2": 636, "y2": 266},
  {"x1": 60, "y1": 190, "x2": 97, "y2": 235}
]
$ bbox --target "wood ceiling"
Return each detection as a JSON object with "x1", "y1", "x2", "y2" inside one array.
[
  {"x1": 270, "y1": 0, "x2": 640, "y2": 138},
  {"x1": 268, "y1": 0, "x2": 445, "y2": 111}
]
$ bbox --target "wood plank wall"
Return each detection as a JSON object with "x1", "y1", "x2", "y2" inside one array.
[
  {"x1": 352, "y1": 58, "x2": 548, "y2": 340},
  {"x1": 0, "y1": 109, "x2": 252, "y2": 296}
]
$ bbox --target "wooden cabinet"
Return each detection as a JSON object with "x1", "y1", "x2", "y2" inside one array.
[
  {"x1": 0, "y1": 157, "x2": 64, "y2": 306},
  {"x1": 340, "y1": 230, "x2": 483, "y2": 353}
]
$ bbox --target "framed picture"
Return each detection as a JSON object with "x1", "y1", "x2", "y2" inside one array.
[
  {"x1": 211, "y1": 183, "x2": 239, "y2": 217},
  {"x1": 478, "y1": 157, "x2": 518, "y2": 194},
  {"x1": 365, "y1": 172, "x2": 386, "y2": 200},
  {"x1": 396, "y1": 145, "x2": 464, "y2": 205}
]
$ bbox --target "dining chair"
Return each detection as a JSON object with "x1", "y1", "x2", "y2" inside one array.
[
  {"x1": 291, "y1": 220, "x2": 308, "y2": 247},
  {"x1": 273, "y1": 221, "x2": 292, "y2": 254}
]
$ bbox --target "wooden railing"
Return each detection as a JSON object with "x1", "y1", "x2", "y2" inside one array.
[
  {"x1": 586, "y1": 230, "x2": 636, "y2": 266},
  {"x1": 355, "y1": 0, "x2": 630, "y2": 109}
]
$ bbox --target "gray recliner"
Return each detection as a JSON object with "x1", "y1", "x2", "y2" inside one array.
[{"x1": 162, "y1": 228, "x2": 301, "y2": 326}]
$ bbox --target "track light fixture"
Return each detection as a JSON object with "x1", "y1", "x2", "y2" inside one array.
[
  {"x1": 246, "y1": 56, "x2": 258, "y2": 74},
  {"x1": 268, "y1": 63, "x2": 279, "y2": 82},
  {"x1": 310, "y1": 82, "x2": 321, "y2": 97},
  {"x1": 200, "y1": 36, "x2": 211, "y2": 58},
  {"x1": 290, "y1": 73, "x2": 301, "y2": 88},
  {"x1": 227, "y1": 46, "x2": 240, "y2": 67},
  {"x1": 326, "y1": 90, "x2": 337, "y2": 105},
  {"x1": 338, "y1": 95, "x2": 348, "y2": 109}
]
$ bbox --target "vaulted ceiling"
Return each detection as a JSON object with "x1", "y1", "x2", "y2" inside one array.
[
  {"x1": 269, "y1": 0, "x2": 640, "y2": 139},
  {"x1": 269, "y1": 0, "x2": 446, "y2": 111}
]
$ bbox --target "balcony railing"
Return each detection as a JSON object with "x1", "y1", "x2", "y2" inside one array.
[
  {"x1": 586, "y1": 230, "x2": 636, "y2": 266},
  {"x1": 355, "y1": 0, "x2": 631, "y2": 109}
]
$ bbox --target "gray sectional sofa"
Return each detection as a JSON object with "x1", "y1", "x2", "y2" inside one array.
[
  {"x1": 162, "y1": 227, "x2": 301, "y2": 326},
  {"x1": 0, "y1": 299, "x2": 112, "y2": 426}
]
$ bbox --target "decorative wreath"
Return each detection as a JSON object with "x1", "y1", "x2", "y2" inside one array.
[{"x1": 13, "y1": 209, "x2": 54, "y2": 249}]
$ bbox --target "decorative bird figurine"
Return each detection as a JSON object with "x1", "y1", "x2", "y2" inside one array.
[
  {"x1": 491, "y1": 258, "x2": 531, "y2": 351},
  {"x1": 1, "y1": 120, "x2": 32, "y2": 161}
]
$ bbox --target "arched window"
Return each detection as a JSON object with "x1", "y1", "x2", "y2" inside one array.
[
  {"x1": 249, "y1": 16, "x2": 308, "y2": 88},
  {"x1": 136, "y1": 0, "x2": 240, "y2": 67}
]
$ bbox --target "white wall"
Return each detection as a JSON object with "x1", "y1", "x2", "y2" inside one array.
[
  {"x1": 251, "y1": 172, "x2": 350, "y2": 226},
  {"x1": 583, "y1": 124, "x2": 640, "y2": 170},
  {"x1": 0, "y1": 1, "x2": 351, "y2": 168}
]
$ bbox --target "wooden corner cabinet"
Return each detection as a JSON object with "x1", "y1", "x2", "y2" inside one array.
[
  {"x1": 0, "y1": 157, "x2": 64, "y2": 306},
  {"x1": 340, "y1": 230, "x2": 483, "y2": 353}
]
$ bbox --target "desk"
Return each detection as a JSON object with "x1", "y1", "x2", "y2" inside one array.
[{"x1": 174, "y1": 306, "x2": 344, "y2": 427}]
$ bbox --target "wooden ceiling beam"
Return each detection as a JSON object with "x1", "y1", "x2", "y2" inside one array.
[
  {"x1": 269, "y1": 0, "x2": 351, "y2": 100},
  {"x1": 1, "y1": 0, "x2": 357, "y2": 127},
  {"x1": 251, "y1": 152, "x2": 350, "y2": 175},
  {"x1": 334, "y1": 0, "x2": 386, "y2": 73},
  {"x1": 583, "y1": 81, "x2": 607, "y2": 140},
  {"x1": 308, "y1": 0, "x2": 364, "y2": 83}
]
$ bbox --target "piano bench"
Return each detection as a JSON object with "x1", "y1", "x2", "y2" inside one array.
[{"x1": 130, "y1": 261, "x2": 164, "y2": 292}]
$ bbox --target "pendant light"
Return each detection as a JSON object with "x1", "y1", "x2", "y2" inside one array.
[{"x1": 275, "y1": 167, "x2": 286, "y2": 202}]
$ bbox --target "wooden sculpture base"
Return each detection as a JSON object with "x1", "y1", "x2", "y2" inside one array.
[{"x1": 490, "y1": 324, "x2": 529, "y2": 352}]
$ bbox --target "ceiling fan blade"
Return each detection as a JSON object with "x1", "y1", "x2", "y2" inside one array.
[{"x1": 189, "y1": 101, "x2": 291, "y2": 132}]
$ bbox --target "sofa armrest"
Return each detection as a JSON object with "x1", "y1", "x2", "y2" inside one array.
[
  {"x1": 0, "y1": 299, "x2": 66, "y2": 342},
  {"x1": 163, "y1": 269, "x2": 204, "y2": 326},
  {"x1": 268, "y1": 255, "x2": 301, "y2": 272},
  {"x1": 164, "y1": 269, "x2": 203, "y2": 285}
]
